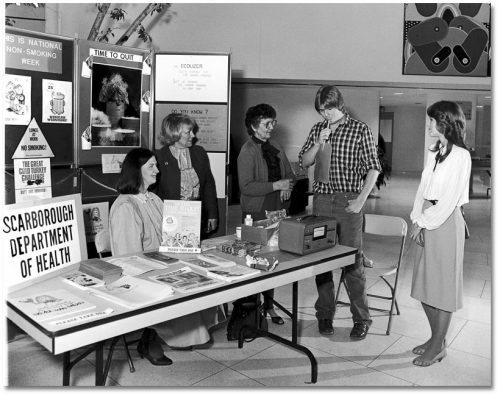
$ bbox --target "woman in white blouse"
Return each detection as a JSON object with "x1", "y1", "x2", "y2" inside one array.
[
  {"x1": 409, "y1": 101, "x2": 471, "y2": 367},
  {"x1": 110, "y1": 148, "x2": 222, "y2": 366}
]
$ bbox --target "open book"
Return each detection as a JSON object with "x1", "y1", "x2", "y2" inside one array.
[{"x1": 205, "y1": 265, "x2": 260, "y2": 283}]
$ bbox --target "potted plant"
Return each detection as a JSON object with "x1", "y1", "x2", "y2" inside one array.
[{"x1": 98, "y1": 73, "x2": 129, "y2": 129}]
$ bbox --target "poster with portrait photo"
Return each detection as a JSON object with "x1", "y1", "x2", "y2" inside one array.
[{"x1": 90, "y1": 62, "x2": 142, "y2": 147}]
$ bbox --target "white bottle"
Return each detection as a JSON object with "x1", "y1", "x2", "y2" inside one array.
[{"x1": 244, "y1": 214, "x2": 253, "y2": 226}]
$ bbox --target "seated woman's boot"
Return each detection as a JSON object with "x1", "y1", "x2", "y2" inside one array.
[{"x1": 137, "y1": 328, "x2": 173, "y2": 366}]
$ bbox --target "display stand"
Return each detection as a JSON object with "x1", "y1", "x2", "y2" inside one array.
[
  {"x1": 5, "y1": 27, "x2": 76, "y2": 204},
  {"x1": 152, "y1": 52, "x2": 231, "y2": 237}
]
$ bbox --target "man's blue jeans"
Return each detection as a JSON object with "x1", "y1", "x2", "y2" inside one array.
[{"x1": 313, "y1": 193, "x2": 371, "y2": 325}]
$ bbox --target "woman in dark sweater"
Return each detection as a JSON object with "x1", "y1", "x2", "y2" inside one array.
[
  {"x1": 155, "y1": 113, "x2": 218, "y2": 237},
  {"x1": 237, "y1": 103, "x2": 296, "y2": 324}
]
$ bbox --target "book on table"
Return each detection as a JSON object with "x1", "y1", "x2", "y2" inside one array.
[
  {"x1": 149, "y1": 267, "x2": 221, "y2": 293},
  {"x1": 9, "y1": 289, "x2": 96, "y2": 323},
  {"x1": 159, "y1": 200, "x2": 202, "y2": 254},
  {"x1": 79, "y1": 258, "x2": 123, "y2": 282},
  {"x1": 196, "y1": 253, "x2": 236, "y2": 268},
  {"x1": 90, "y1": 275, "x2": 174, "y2": 309}
]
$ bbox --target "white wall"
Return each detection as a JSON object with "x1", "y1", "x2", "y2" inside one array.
[{"x1": 49, "y1": 3, "x2": 490, "y2": 89}]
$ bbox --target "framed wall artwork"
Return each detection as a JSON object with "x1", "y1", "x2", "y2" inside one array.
[{"x1": 403, "y1": 3, "x2": 491, "y2": 76}]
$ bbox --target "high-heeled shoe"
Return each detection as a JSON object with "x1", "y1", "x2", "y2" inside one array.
[
  {"x1": 265, "y1": 310, "x2": 284, "y2": 325},
  {"x1": 137, "y1": 328, "x2": 173, "y2": 366},
  {"x1": 412, "y1": 348, "x2": 447, "y2": 367},
  {"x1": 412, "y1": 339, "x2": 447, "y2": 355}
]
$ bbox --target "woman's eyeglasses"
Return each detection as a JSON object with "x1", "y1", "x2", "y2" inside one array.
[{"x1": 260, "y1": 120, "x2": 278, "y2": 129}]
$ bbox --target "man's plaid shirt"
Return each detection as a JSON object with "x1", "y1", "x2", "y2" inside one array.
[{"x1": 298, "y1": 113, "x2": 381, "y2": 194}]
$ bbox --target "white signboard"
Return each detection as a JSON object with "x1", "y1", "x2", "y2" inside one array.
[
  {"x1": 42, "y1": 79, "x2": 72, "y2": 123},
  {"x1": 14, "y1": 158, "x2": 52, "y2": 202},
  {"x1": 154, "y1": 54, "x2": 229, "y2": 103},
  {"x1": 5, "y1": 74, "x2": 31, "y2": 125},
  {"x1": 3, "y1": 194, "x2": 87, "y2": 291},
  {"x1": 12, "y1": 118, "x2": 55, "y2": 159}
]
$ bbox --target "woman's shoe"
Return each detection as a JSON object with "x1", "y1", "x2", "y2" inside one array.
[
  {"x1": 412, "y1": 348, "x2": 447, "y2": 367},
  {"x1": 412, "y1": 339, "x2": 447, "y2": 355},
  {"x1": 266, "y1": 309, "x2": 284, "y2": 325},
  {"x1": 137, "y1": 329, "x2": 173, "y2": 366}
]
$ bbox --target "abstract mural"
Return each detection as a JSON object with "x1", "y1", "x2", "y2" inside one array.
[{"x1": 403, "y1": 3, "x2": 491, "y2": 76}]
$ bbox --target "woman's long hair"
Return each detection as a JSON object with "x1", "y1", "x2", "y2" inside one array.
[
  {"x1": 427, "y1": 101, "x2": 468, "y2": 162},
  {"x1": 116, "y1": 148, "x2": 156, "y2": 194}
]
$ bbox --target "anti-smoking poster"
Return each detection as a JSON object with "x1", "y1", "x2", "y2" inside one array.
[
  {"x1": 42, "y1": 79, "x2": 72, "y2": 123},
  {"x1": 5, "y1": 74, "x2": 31, "y2": 125},
  {"x1": 82, "y1": 202, "x2": 109, "y2": 243},
  {"x1": 14, "y1": 158, "x2": 52, "y2": 202},
  {"x1": 3, "y1": 194, "x2": 86, "y2": 291}
]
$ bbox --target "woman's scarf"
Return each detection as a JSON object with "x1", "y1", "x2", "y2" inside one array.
[{"x1": 169, "y1": 145, "x2": 200, "y2": 200}]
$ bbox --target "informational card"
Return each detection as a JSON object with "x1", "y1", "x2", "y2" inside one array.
[
  {"x1": 160, "y1": 200, "x2": 202, "y2": 254},
  {"x1": 154, "y1": 54, "x2": 229, "y2": 103},
  {"x1": 82, "y1": 202, "x2": 109, "y2": 243},
  {"x1": 154, "y1": 103, "x2": 228, "y2": 152},
  {"x1": 42, "y1": 79, "x2": 72, "y2": 123},
  {"x1": 101, "y1": 153, "x2": 126, "y2": 174},
  {"x1": 5, "y1": 74, "x2": 31, "y2": 125},
  {"x1": 14, "y1": 158, "x2": 52, "y2": 202}
]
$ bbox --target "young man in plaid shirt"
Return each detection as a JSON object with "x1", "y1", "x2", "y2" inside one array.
[{"x1": 299, "y1": 85, "x2": 381, "y2": 339}]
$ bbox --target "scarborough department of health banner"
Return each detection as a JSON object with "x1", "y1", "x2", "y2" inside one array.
[{"x1": 3, "y1": 194, "x2": 87, "y2": 292}]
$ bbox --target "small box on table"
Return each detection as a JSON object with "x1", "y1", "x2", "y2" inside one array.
[{"x1": 241, "y1": 219, "x2": 276, "y2": 246}]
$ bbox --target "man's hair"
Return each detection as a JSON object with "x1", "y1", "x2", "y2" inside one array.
[{"x1": 314, "y1": 85, "x2": 345, "y2": 113}]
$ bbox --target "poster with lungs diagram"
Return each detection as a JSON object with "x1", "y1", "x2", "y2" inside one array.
[{"x1": 403, "y1": 3, "x2": 490, "y2": 76}]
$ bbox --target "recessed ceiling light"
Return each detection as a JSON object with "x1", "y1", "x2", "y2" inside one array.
[
  {"x1": 485, "y1": 96, "x2": 491, "y2": 99},
  {"x1": 380, "y1": 96, "x2": 384, "y2": 99},
  {"x1": 393, "y1": 92, "x2": 404, "y2": 95},
  {"x1": 476, "y1": 105, "x2": 484, "y2": 108}
]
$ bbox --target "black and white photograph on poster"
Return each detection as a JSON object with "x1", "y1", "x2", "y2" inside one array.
[
  {"x1": 5, "y1": 74, "x2": 31, "y2": 125},
  {"x1": 42, "y1": 79, "x2": 72, "y2": 124},
  {"x1": 90, "y1": 62, "x2": 142, "y2": 147},
  {"x1": 13, "y1": 158, "x2": 52, "y2": 202},
  {"x1": 154, "y1": 103, "x2": 227, "y2": 151}
]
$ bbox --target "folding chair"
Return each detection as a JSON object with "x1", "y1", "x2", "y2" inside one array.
[
  {"x1": 94, "y1": 230, "x2": 137, "y2": 375},
  {"x1": 334, "y1": 214, "x2": 407, "y2": 335}
]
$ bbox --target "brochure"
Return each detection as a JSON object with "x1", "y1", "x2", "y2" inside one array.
[
  {"x1": 108, "y1": 255, "x2": 166, "y2": 276},
  {"x1": 149, "y1": 267, "x2": 221, "y2": 293},
  {"x1": 62, "y1": 271, "x2": 105, "y2": 289},
  {"x1": 205, "y1": 265, "x2": 260, "y2": 283},
  {"x1": 160, "y1": 200, "x2": 202, "y2": 254},
  {"x1": 196, "y1": 253, "x2": 236, "y2": 268},
  {"x1": 10, "y1": 289, "x2": 96, "y2": 323},
  {"x1": 143, "y1": 251, "x2": 179, "y2": 265},
  {"x1": 90, "y1": 275, "x2": 174, "y2": 309}
]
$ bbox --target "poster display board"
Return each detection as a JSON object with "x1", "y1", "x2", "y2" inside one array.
[
  {"x1": 5, "y1": 27, "x2": 75, "y2": 204},
  {"x1": 76, "y1": 40, "x2": 150, "y2": 167},
  {"x1": 3, "y1": 194, "x2": 88, "y2": 292},
  {"x1": 152, "y1": 52, "x2": 231, "y2": 237}
]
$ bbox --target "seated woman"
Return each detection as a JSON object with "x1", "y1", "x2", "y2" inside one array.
[{"x1": 109, "y1": 148, "x2": 222, "y2": 366}]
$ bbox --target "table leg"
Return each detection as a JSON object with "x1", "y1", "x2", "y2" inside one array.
[
  {"x1": 95, "y1": 342, "x2": 105, "y2": 386},
  {"x1": 62, "y1": 351, "x2": 71, "y2": 386},
  {"x1": 292, "y1": 281, "x2": 298, "y2": 344}
]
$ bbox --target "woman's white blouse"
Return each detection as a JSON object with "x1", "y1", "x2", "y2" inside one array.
[{"x1": 410, "y1": 145, "x2": 471, "y2": 230}]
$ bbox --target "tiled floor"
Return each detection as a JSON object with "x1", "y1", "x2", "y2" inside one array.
[{"x1": 6, "y1": 174, "x2": 492, "y2": 387}]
